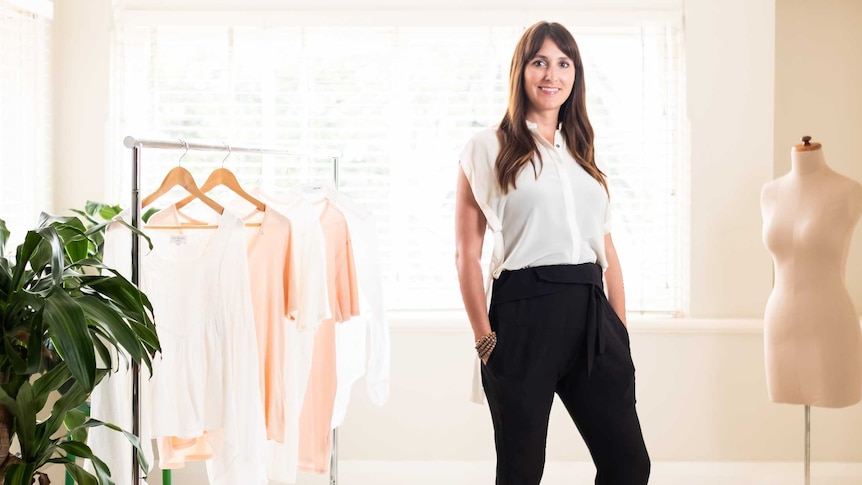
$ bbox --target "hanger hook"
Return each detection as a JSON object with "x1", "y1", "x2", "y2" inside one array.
[
  {"x1": 221, "y1": 143, "x2": 231, "y2": 168},
  {"x1": 178, "y1": 139, "x2": 189, "y2": 166}
]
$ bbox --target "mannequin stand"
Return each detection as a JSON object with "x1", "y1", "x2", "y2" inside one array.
[
  {"x1": 804, "y1": 405, "x2": 810, "y2": 485},
  {"x1": 330, "y1": 429, "x2": 338, "y2": 485}
]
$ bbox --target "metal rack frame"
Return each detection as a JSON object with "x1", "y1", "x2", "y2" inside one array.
[{"x1": 123, "y1": 136, "x2": 341, "y2": 485}]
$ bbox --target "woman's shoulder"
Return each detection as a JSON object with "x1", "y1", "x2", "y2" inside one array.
[
  {"x1": 461, "y1": 126, "x2": 500, "y2": 162},
  {"x1": 460, "y1": 126, "x2": 501, "y2": 187},
  {"x1": 464, "y1": 126, "x2": 500, "y2": 150}
]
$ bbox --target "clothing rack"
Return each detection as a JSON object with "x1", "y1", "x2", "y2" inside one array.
[{"x1": 122, "y1": 135, "x2": 342, "y2": 485}]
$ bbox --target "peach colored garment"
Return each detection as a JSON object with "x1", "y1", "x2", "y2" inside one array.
[
  {"x1": 298, "y1": 201, "x2": 360, "y2": 474},
  {"x1": 157, "y1": 436, "x2": 214, "y2": 469},
  {"x1": 244, "y1": 207, "x2": 296, "y2": 439}
]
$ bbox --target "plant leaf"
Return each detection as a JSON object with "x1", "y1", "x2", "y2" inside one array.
[
  {"x1": 33, "y1": 225, "x2": 65, "y2": 288},
  {"x1": 64, "y1": 408, "x2": 89, "y2": 443},
  {"x1": 76, "y1": 294, "x2": 144, "y2": 365},
  {"x1": 52, "y1": 223, "x2": 90, "y2": 264},
  {"x1": 126, "y1": 220, "x2": 155, "y2": 251},
  {"x1": 4, "y1": 463, "x2": 37, "y2": 485},
  {"x1": 91, "y1": 329, "x2": 121, "y2": 371},
  {"x1": 142, "y1": 207, "x2": 159, "y2": 223},
  {"x1": 32, "y1": 362, "x2": 73, "y2": 410},
  {"x1": 59, "y1": 441, "x2": 115, "y2": 485},
  {"x1": 44, "y1": 289, "x2": 96, "y2": 391},
  {"x1": 83, "y1": 216, "x2": 154, "y2": 253},
  {"x1": 35, "y1": 374, "x2": 97, "y2": 448},
  {"x1": 37, "y1": 213, "x2": 86, "y2": 233},
  {"x1": 70, "y1": 209, "x2": 99, "y2": 226},
  {"x1": 26, "y1": 307, "x2": 46, "y2": 373},
  {"x1": 84, "y1": 200, "x2": 104, "y2": 216},
  {"x1": 0, "y1": 255, "x2": 12, "y2": 299},
  {"x1": 0, "y1": 218, "x2": 9, "y2": 255},
  {"x1": 14, "y1": 381, "x2": 38, "y2": 460},
  {"x1": 98, "y1": 204, "x2": 123, "y2": 221},
  {"x1": 0, "y1": 384, "x2": 21, "y2": 418},
  {"x1": 83, "y1": 275, "x2": 154, "y2": 326},
  {"x1": 12, "y1": 230, "x2": 44, "y2": 290},
  {"x1": 76, "y1": 418, "x2": 150, "y2": 472},
  {"x1": 63, "y1": 461, "x2": 99, "y2": 485},
  {"x1": 3, "y1": 332, "x2": 29, "y2": 374}
]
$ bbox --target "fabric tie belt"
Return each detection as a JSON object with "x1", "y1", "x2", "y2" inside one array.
[{"x1": 490, "y1": 263, "x2": 609, "y2": 378}]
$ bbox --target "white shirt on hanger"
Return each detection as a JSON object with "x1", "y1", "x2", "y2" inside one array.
[
  {"x1": 265, "y1": 184, "x2": 391, "y2": 423},
  {"x1": 233, "y1": 190, "x2": 331, "y2": 485},
  {"x1": 92, "y1": 209, "x2": 268, "y2": 485},
  {"x1": 147, "y1": 207, "x2": 268, "y2": 485}
]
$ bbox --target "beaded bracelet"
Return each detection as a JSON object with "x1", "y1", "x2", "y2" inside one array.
[{"x1": 475, "y1": 332, "x2": 497, "y2": 360}]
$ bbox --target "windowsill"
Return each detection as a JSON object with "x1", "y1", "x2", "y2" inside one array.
[{"x1": 384, "y1": 309, "x2": 768, "y2": 334}]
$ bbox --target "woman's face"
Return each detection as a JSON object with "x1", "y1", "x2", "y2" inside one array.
[{"x1": 522, "y1": 38, "x2": 575, "y2": 121}]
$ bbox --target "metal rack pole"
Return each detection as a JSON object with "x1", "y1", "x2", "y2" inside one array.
[
  {"x1": 330, "y1": 154, "x2": 340, "y2": 485},
  {"x1": 123, "y1": 136, "x2": 337, "y2": 159},
  {"x1": 130, "y1": 143, "x2": 143, "y2": 484},
  {"x1": 804, "y1": 405, "x2": 810, "y2": 485}
]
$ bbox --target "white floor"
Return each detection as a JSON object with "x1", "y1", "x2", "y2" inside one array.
[
  {"x1": 150, "y1": 461, "x2": 862, "y2": 485},
  {"x1": 313, "y1": 461, "x2": 862, "y2": 485}
]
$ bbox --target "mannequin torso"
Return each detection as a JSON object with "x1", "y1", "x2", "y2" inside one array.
[{"x1": 760, "y1": 146, "x2": 862, "y2": 408}]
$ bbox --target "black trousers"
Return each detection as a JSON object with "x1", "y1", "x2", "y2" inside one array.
[{"x1": 482, "y1": 264, "x2": 650, "y2": 485}]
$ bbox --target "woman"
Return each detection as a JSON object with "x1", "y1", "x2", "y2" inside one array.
[{"x1": 455, "y1": 21, "x2": 650, "y2": 484}]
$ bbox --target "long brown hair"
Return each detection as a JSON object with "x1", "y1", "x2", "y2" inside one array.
[{"x1": 496, "y1": 21, "x2": 608, "y2": 195}]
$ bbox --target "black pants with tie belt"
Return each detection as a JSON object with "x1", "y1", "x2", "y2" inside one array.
[{"x1": 481, "y1": 263, "x2": 650, "y2": 485}]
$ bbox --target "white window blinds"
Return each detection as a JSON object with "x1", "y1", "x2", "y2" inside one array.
[
  {"x1": 113, "y1": 17, "x2": 685, "y2": 313},
  {"x1": 0, "y1": 0, "x2": 52, "y2": 251}
]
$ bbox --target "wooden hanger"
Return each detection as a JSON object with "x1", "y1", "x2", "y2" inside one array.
[
  {"x1": 175, "y1": 167, "x2": 266, "y2": 212},
  {"x1": 142, "y1": 166, "x2": 224, "y2": 215},
  {"x1": 173, "y1": 144, "x2": 264, "y2": 228},
  {"x1": 141, "y1": 140, "x2": 224, "y2": 230}
]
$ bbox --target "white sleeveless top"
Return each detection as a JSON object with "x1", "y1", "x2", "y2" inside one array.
[
  {"x1": 459, "y1": 121, "x2": 612, "y2": 281},
  {"x1": 460, "y1": 121, "x2": 613, "y2": 404}
]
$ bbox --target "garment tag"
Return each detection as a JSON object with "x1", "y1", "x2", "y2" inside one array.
[{"x1": 169, "y1": 234, "x2": 187, "y2": 246}]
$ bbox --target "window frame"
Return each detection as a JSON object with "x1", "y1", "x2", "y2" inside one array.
[{"x1": 110, "y1": 7, "x2": 688, "y2": 314}]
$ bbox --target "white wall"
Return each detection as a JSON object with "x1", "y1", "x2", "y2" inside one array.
[
  {"x1": 685, "y1": 0, "x2": 776, "y2": 318},
  {"x1": 52, "y1": 0, "x2": 113, "y2": 214},
  {"x1": 774, "y1": 0, "x2": 862, "y2": 312}
]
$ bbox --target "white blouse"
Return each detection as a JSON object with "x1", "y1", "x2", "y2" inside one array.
[
  {"x1": 459, "y1": 120, "x2": 612, "y2": 281},
  {"x1": 460, "y1": 121, "x2": 613, "y2": 405}
]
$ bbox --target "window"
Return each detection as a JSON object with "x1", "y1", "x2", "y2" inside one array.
[
  {"x1": 0, "y1": 0, "x2": 52, "y2": 251},
  {"x1": 113, "y1": 12, "x2": 685, "y2": 313}
]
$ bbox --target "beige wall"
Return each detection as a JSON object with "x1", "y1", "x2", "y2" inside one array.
[
  {"x1": 52, "y1": 0, "x2": 113, "y2": 214},
  {"x1": 685, "y1": 0, "x2": 776, "y2": 318},
  {"x1": 774, "y1": 0, "x2": 862, "y2": 312}
]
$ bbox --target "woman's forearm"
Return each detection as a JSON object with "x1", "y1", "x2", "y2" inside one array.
[{"x1": 457, "y1": 255, "x2": 492, "y2": 340}]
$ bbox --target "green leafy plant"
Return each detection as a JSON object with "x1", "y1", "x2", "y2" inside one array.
[
  {"x1": 70, "y1": 201, "x2": 158, "y2": 261},
  {"x1": 0, "y1": 213, "x2": 160, "y2": 484}
]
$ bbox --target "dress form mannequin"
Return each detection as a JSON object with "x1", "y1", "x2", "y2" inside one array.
[{"x1": 760, "y1": 137, "x2": 862, "y2": 408}]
